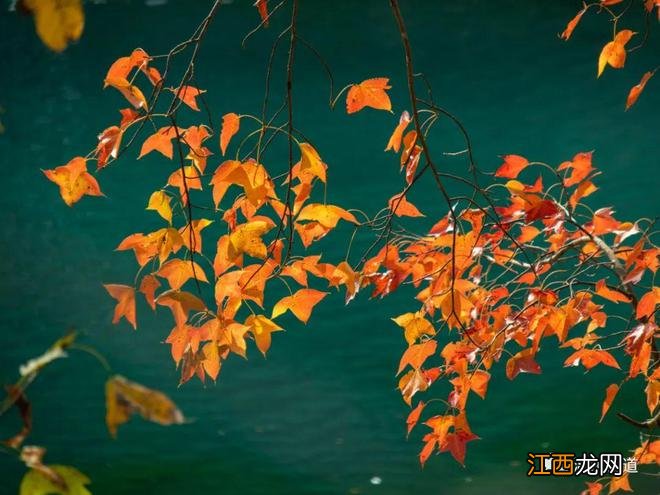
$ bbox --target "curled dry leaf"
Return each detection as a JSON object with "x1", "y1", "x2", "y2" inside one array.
[
  {"x1": 626, "y1": 71, "x2": 654, "y2": 110},
  {"x1": 105, "y1": 375, "x2": 185, "y2": 438}
]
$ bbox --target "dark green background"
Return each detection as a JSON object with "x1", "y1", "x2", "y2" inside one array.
[{"x1": 0, "y1": 1, "x2": 658, "y2": 493}]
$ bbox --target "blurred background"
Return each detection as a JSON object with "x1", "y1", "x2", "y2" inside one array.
[{"x1": 0, "y1": 0, "x2": 658, "y2": 493}]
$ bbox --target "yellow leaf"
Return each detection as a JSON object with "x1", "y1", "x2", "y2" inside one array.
[
  {"x1": 146, "y1": 190, "x2": 172, "y2": 224},
  {"x1": 23, "y1": 0, "x2": 84, "y2": 52},
  {"x1": 228, "y1": 219, "x2": 275, "y2": 260}
]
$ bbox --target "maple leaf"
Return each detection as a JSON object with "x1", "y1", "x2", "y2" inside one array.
[
  {"x1": 43, "y1": 157, "x2": 103, "y2": 207},
  {"x1": 104, "y1": 76, "x2": 148, "y2": 109},
  {"x1": 636, "y1": 287, "x2": 659, "y2": 319},
  {"x1": 595, "y1": 279, "x2": 631, "y2": 303},
  {"x1": 96, "y1": 125, "x2": 122, "y2": 169},
  {"x1": 608, "y1": 473, "x2": 632, "y2": 493},
  {"x1": 298, "y1": 143, "x2": 328, "y2": 183},
  {"x1": 346, "y1": 78, "x2": 392, "y2": 114},
  {"x1": 397, "y1": 340, "x2": 437, "y2": 374},
  {"x1": 392, "y1": 312, "x2": 435, "y2": 345},
  {"x1": 569, "y1": 180, "x2": 598, "y2": 209},
  {"x1": 388, "y1": 193, "x2": 425, "y2": 217},
  {"x1": 406, "y1": 401, "x2": 426, "y2": 436},
  {"x1": 228, "y1": 219, "x2": 275, "y2": 260},
  {"x1": 22, "y1": 0, "x2": 84, "y2": 52},
  {"x1": 105, "y1": 375, "x2": 184, "y2": 438},
  {"x1": 558, "y1": 151, "x2": 594, "y2": 187},
  {"x1": 494, "y1": 154, "x2": 530, "y2": 179},
  {"x1": 139, "y1": 126, "x2": 180, "y2": 159},
  {"x1": 157, "y1": 259, "x2": 208, "y2": 290},
  {"x1": 560, "y1": 5, "x2": 587, "y2": 41},
  {"x1": 220, "y1": 113, "x2": 240, "y2": 155},
  {"x1": 626, "y1": 71, "x2": 655, "y2": 110},
  {"x1": 146, "y1": 190, "x2": 173, "y2": 224},
  {"x1": 155, "y1": 290, "x2": 206, "y2": 328},
  {"x1": 506, "y1": 348, "x2": 542, "y2": 380},
  {"x1": 169, "y1": 85, "x2": 205, "y2": 111},
  {"x1": 598, "y1": 30, "x2": 636, "y2": 77},
  {"x1": 600, "y1": 383, "x2": 619, "y2": 422},
  {"x1": 139, "y1": 274, "x2": 160, "y2": 310},
  {"x1": 297, "y1": 204, "x2": 358, "y2": 228},
  {"x1": 245, "y1": 314, "x2": 283, "y2": 355},
  {"x1": 104, "y1": 284, "x2": 137, "y2": 329},
  {"x1": 385, "y1": 111, "x2": 412, "y2": 152},
  {"x1": 564, "y1": 348, "x2": 620, "y2": 370},
  {"x1": 272, "y1": 289, "x2": 328, "y2": 324}
]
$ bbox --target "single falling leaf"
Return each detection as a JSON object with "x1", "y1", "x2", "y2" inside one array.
[
  {"x1": 600, "y1": 383, "x2": 619, "y2": 422},
  {"x1": 146, "y1": 190, "x2": 172, "y2": 224},
  {"x1": 19, "y1": 464, "x2": 91, "y2": 495},
  {"x1": 157, "y1": 259, "x2": 208, "y2": 290},
  {"x1": 597, "y1": 30, "x2": 636, "y2": 77},
  {"x1": 388, "y1": 193, "x2": 425, "y2": 217},
  {"x1": 105, "y1": 375, "x2": 185, "y2": 438},
  {"x1": 626, "y1": 71, "x2": 654, "y2": 110},
  {"x1": 139, "y1": 126, "x2": 180, "y2": 159},
  {"x1": 170, "y1": 85, "x2": 205, "y2": 111},
  {"x1": 560, "y1": 5, "x2": 587, "y2": 41},
  {"x1": 346, "y1": 78, "x2": 392, "y2": 114},
  {"x1": 43, "y1": 157, "x2": 103, "y2": 206},
  {"x1": 245, "y1": 314, "x2": 283, "y2": 355},
  {"x1": 385, "y1": 111, "x2": 412, "y2": 152},
  {"x1": 494, "y1": 154, "x2": 529, "y2": 179},
  {"x1": 22, "y1": 0, "x2": 84, "y2": 52},
  {"x1": 220, "y1": 113, "x2": 240, "y2": 155},
  {"x1": 104, "y1": 284, "x2": 137, "y2": 329},
  {"x1": 272, "y1": 289, "x2": 328, "y2": 323}
]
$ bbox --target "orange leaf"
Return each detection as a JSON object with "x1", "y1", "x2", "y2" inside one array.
[
  {"x1": 595, "y1": 279, "x2": 631, "y2": 303},
  {"x1": 43, "y1": 157, "x2": 103, "y2": 206},
  {"x1": 346, "y1": 78, "x2": 392, "y2": 114},
  {"x1": 139, "y1": 127, "x2": 179, "y2": 159},
  {"x1": 104, "y1": 284, "x2": 137, "y2": 329},
  {"x1": 626, "y1": 71, "x2": 654, "y2": 110},
  {"x1": 560, "y1": 6, "x2": 587, "y2": 41},
  {"x1": 297, "y1": 204, "x2": 358, "y2": 228},
  {"x1": 385, "y1": 111, "x2": 411, "y2": 152},
  {"x1": 569, "y1": 180, "x2": 598, "y2": 209},
  {"x1": 494, "y1": 154, "x2": 529, "y2": 179},
  {"x1": 271, "y1": 289, "x2": 327, "y2": 324},
  {"x1": 564, "y1": 348, "x2": 621, "y2": 370},
  {"x1": 220, "y1": 113, "x2": 240, "y2": 155},
  {"x1": 636, "y1": 287, "x2": 659, "y2": 319},
  {"x1": 388, "y1": 193, "x2": 424, "y2": 217},
  {"x1": 608, "y1": 473, "x2": 632, "y2": 493},
  {"x1": 600, "y1": 383, "x2": 619, "y2": 422},
  {"x1": 398, "y1": 340, "x2": 437, "y2": 375},
  {"x1": 170, "y1": 86, "x2": 205, "y2": 111},
  {"x1": 598, "y1": 30, "x2": 636, "y2": 77},
  {"x1": 245, "y1": 314, "x2": 283, "y2": 356},
  {"x1": 155, "y1": 290, "x2": 206, "y2": 328},
  {"x1": 96, "y1": 125, "x2": 122, "y2": 169},
  {"x1": 558, "y1": 151, "x2": 594, "y2": 187},
  {"x1": 254, "y1": 0, "x2": 269, "y2": 26},
  {"x1": 139, "y1": 274, "x2": 160, "y2": 310},
  {"x1": 406, "y1": 401, "x2": 426, "y2": 436},
  {"x1": 506, "y1": 348, "x2": 541, "y2": 380},
  {"x1": 157, "y1": 259, "x2": 208, "y2": 290}
]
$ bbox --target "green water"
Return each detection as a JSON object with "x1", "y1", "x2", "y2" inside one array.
[{"x1": 0, "y1": 1, "x2": 658, "y2": 494}]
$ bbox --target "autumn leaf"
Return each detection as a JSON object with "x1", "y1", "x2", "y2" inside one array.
[
  {"x1": 104, "y1": 76, "x2": 148, "y2": 109},
  {"x1": 297, "y1": 203, "x2": 358, "y2": 228},
  {"x1": 298, "y1": 143, "x2": 328, "y2": 183},
  {"x1": 636, "y1": 287, "x2": 659, "y2": 319},
  {"x1": 506, "y1": 348, "x2": 542, "y2": 380},
  {"x1": 155, "y1": 289, "x2": 205, "y2": 328},
  {"x1": 245, "y1": 314, "x2": 283, "y2": 355},
  {"x1": 272, "y1": 289, "x2": 328, "y2": 323},
  {"x1": 139, "y1": 126, "x2": 180, "y2": 159},
  {"x1": 22, "y1": 0, "x2": 84, "y2": 52},
  {"x1": 105, "y1": 375, "x2": 185, "y2": 438},
  {"x1": 96, "y1": 125, "x2": 122, "y2": 169},
  {"x1": 600, "y1": 383, "x2": 619, "y2": 422},
  {"x1": 255, "y1": 0, "x2": 269, "y2": 26},
  {"x1": 43, "y1": 157, "x2": 103, "y2": 207},
  {"x1": 494, "y1": 154, "x2": 529, "y2": 179},
  {"x1": 346, "y1": 78, "x2": 392, "y2": 114},
  {"x1": 392, "y1": 312, "x2": 435, "y2": 345},
  {"x1": 139, "y1": 274, "x2": 160, "y2": 310},
  {"x1": 564, "y1": 348, "x2": 621, "y2": 370},
  {"x1": 569, "y1": 180, "x2": 598, "y2": 209},
  {"x1": 228, "y1": 219, "x2": 275, "y2": 260},
  {"x1": 170, "y1": 85, "x2": 205, "y2": 111},
  {"x1": 558, "y1": 151, "x2": 594, "y2": 187},
  {"x1": 406, "y1": 401, "x2": 426, "y2": 436},
  {"x1": 157, "y1": 259, "x2": 208, "y2": 290},
  {"x1": 104, "y1": 284, "x2": 137, "y2": 329},
  {"x1": 626, "y1": 71, "x2": 655, "y2": 110},
  {"x1": 388, "y1": 193, "x2": 424, "y2": 217},
  {"x1": 385, "y1": 111, "x2": 412, "y2": 152},
  {"x1": 595, "y1": 279, "x2": 631, "y2": 303},
  {"x1": 608, "y1": 473, "x2": 632, "y2": 493},
  {"x1": 398, "y1": 340, "x2": 437, "y2": 374},
  {"x1": 146, "y1": 190, "x2": 173, "y2": 224},
  {"x1": 598, "y1": 30, "x2": 636, "y2": 77},
  {"x1": 19, "y1": 464, "x2": 91, "y2": 495},
  {"x1": 220, "y1": 113, "x2": 240, "y2": 155},
  {"x1": 560, "y1": 5, "x2": 587, "y2": 41}
]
